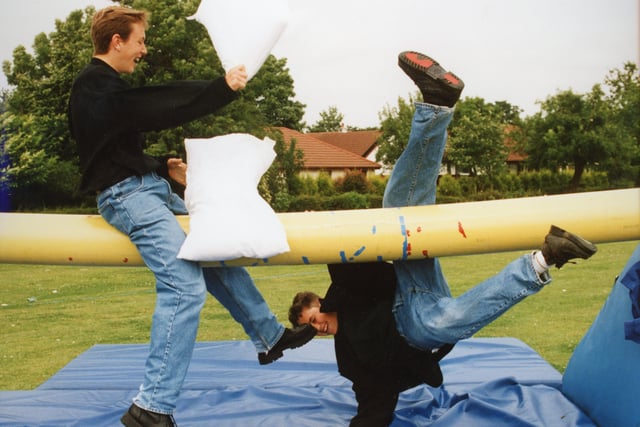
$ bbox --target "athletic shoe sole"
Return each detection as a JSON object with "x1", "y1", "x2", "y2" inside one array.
[{"x1": 398, "y1": 51, "x2": 464, "y2": 90}]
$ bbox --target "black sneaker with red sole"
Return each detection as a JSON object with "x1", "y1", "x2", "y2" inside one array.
[{"x1": 398, "y1": 51, "x2": 464, "y2": 107}]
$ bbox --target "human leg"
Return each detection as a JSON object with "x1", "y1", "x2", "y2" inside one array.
[
  {"x1": 387, "y1": 52, "x2": 598, "y2": 351},
  {"x1": 382, "y1": 103, "x2": 454, "y2": 209},
  {"x1": 166, "y1": 177, "x2": 314, "y2": 364},
  {"x1": 203, "y1": 266, "x2": 283, "y2": 352},
  {"x1": 203, "y1": 266, "x2": 317, "y2": 364},
  {"x1": 394, "y1": 254, "x2": 546, "y2": 350},
  {"x1": 98, "y1": 173, "x2": 206, "y2": 415},
  {"x1": 385, "y1": 51, "x2": 459, "y2": 346},
  {"x1": 383, "y1": 50, "x2": 463, "y2": 209},
  {"x1": 394, "y1": 226, "x2": 597, "y2": 350}
]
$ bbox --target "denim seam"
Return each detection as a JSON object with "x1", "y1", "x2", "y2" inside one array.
[
  {"x1": 460, "y1": 287, "x2": 531, "y2": 340},
  {"x1": 213, "y1": 271, "x2": 281, "y2": 351},
  {"x1": 405, "y1": 118, "x2": 439, "y2": 205},
  {"x1": 149, "y1": 291, "x2": 180, "y2": 414}
]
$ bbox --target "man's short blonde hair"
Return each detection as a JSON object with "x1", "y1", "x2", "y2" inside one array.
[{"x1": 91, "y1": 6, "x2": 148, "y2": 55}]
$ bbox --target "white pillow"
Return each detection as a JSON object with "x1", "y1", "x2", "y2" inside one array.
[
  {"x1": 191, "y1": 0, "x2": 290, "y2": 80},
  {"x1": 177, "y1": 134, "x2": 290, "y2": 261}
]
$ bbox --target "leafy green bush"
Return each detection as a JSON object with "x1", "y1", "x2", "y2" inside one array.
[
  {"x1": 324, "y1": 192, "x2": 369, "y2": 210},
  {"x1": 367, "y1": 174, "x2": 388, "y2": 197},
  {"x1": 288, "y1": 195, "x2": 322, "y2": 212},
  {"x1": 316, "y1": 172, "x2": 336, "y2": 196},
  {"x1": 334, "y1": 170, "x2": 370, "y2": 193},
  {"x1": 438, "y1": 175, "x2": 462, "y2": 197}
]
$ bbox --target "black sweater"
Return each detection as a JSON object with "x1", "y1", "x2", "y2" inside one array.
[
  {"x1": 68, "y1": 58, "x2": 237, "y2": 193},
  {"x1": 323, "y1": 262, "x2": 453, "y2": 427}
]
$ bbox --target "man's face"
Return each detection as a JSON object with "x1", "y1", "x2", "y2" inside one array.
[
  {"x1": 298, "y1": 304, "x2": 338, "y2": 336},
  {"x1": 113, "y1": 22, "x2": 147, "y2": 74}
]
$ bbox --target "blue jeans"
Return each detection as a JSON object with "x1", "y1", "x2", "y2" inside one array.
[
  {"x1": 97, "y1": 172, "x2": 284, "y2": 414},
  {"x1": 386, "y1": 103, "x2": 550, "y2": 350}
]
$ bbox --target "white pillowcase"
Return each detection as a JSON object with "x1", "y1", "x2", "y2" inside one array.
[
  {"x1": 177, "y1": 134, "x2": 290, "y2": 262},
  {"x1": 191, "y1": 0, "x2": 290, "y2": 80}
]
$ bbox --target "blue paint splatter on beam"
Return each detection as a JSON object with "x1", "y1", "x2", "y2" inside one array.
[
  {"x1": 353, "y1": 246, "x2": 366, "y2": 257},
  {"x1": 399, "y1": 215, "x2": 409, "y2": 260}
]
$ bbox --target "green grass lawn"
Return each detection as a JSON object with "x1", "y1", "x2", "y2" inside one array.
[{"x1": 1, "y1": 240, "x2": 637, "y2": 390}]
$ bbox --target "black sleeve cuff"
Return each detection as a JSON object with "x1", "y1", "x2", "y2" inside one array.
[{"x1": 154, "y1": 155, "x2": 171, "y2": 181}]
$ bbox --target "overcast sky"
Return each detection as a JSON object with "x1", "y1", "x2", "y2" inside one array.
[{"x1": 1, "y1": 0, "x2": 638, "y2": 128}]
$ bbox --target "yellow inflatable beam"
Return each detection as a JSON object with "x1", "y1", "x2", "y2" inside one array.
[{"x1": 0, "y1": 188, "x2": 638, "y2": 267}]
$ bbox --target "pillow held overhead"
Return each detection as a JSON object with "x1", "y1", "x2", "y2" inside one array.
[
  {"x1": 178, "y1": 134, "x2": 290, "y2": 262},
  {"x1": 190, "y1": 0, "x2": 290, "y2": 80}
]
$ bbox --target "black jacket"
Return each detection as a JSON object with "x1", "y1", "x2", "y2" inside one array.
[
  {"x1": 323, "y1": 262, "x2": 453, "y2": 427},
  {"x1": 68, "y1": 58, "x2": 237, "y2": 193}
]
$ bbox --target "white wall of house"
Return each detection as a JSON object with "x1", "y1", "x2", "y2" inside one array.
[{"x1": 299, "y1": 169, "x2": 379, "y2": 180}]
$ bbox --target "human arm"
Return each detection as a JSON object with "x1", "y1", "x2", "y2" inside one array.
[
  {"x1": 114, "y1": 77, "x2": 238, "y2": 132},
  {"x1": 69, "y1": 60, "x2": 241, "y2": 161},
  {"x1": 141, "y1": 68, "x2": 244, "y2": 187},
  {"x1": 71, "y1": 59, "x2": 241, "y2": 134},
  {"x1": 119, "y1": 65, "x2": 247, "y2": 131}
]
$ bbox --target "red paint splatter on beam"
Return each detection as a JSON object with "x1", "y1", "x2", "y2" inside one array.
[{"x1": 458, "y1": 221, "x2": 467, "y2": 238}]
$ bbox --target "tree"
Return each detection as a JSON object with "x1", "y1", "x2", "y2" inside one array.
[
  {"x1": 261, "y1": 128, "x2": 305, "y2": 211},
  {"x1": 523, "y1": 63, "x2": 639, "y2": 190},
  {"x1": 525, "y1": 88, "x2": 618, "y2": 191},
  {"x1": 447, "y1": 97, "x2": 508, "y2": 178},
  {"x1": 377, "y1": 94, "x2": 512, "y2": 180},
  {"x1": 491, "y1": 100, "x2": 524, "y2": 126},
  {"x1": 1, "y1": 8, "x2": 94, "y2": 207},
  {"x1": 0, "y1": 89, "x2": 8, "y2": 114},
  {"x1": 603, "y1": 62, "x2": 640, "y2": 185},
  {"x1": 1, "y1": 0, "x2": 306, "y2": 208},
  {"x1": 244, "y1": 56, "x2": 306, "y2": 131},
  {"x1": 308, "y1": 105, "x2": 344, "y2": 132},
  {"x1": 375, "y1": 93, "x2": 417, "y2": 167}
]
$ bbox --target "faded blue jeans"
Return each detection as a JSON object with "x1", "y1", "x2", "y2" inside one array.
[
  {"x1": 386, "y1": 103, "x2": 550, "y2": 351},
  {"x1": 97, "y1": 172, "x2": 284, "y2": 414}
]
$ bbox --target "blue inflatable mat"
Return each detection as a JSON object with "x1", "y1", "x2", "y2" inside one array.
[
  {"x1": 563, "y1": 244, "x2": 640, "y2": 427},
  {"x1": 0, "y1": 338, "x2": 594, "y2": 426}
]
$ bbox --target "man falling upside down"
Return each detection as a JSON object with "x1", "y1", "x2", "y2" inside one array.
[{"x1": 289, "y1": 50, "x2": 597, "y2": 427}]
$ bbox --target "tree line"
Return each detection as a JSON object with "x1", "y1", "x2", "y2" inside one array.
[{"x1": 1, "y1": 0, "x2": 638, "y2": 212}]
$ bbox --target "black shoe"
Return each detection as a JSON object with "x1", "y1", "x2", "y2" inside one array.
[
  {"x1": 398, "y1": 51, "x2": 464, "y2": 107},
  {"x1": 541, "y1": 225, "x2": 597, "y2": 268},
  {"x1": 258, "y1": 324, "x2": 317, "y2": 365},
  {"x1": 121, "y1": 404, "x2": 177, "y2": 427}
]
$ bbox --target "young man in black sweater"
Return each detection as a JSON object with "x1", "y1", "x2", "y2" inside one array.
[
  {"x1": 68, "y1": 6, "x2": 314, "y2": 427},
  {"x1": 289, "y1": 51, "x2": 597, "y2": 427}
]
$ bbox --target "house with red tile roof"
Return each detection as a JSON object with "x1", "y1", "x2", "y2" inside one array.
[
  {"x1": 309, "y1": 130, "x2": 381, "y2": 162},
  {"x1": 275, "y1": 127, "x2": 381, "y2": 179},
  {"x1": 274, "y1": 126, "x2": 527, "y2": 179},
  {"x1": 504, "y1": 126, "x2": 528, "y2": 173}
]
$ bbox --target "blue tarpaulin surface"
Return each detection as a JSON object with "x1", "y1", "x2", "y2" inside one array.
[
  {"x1": 563, "y1": 244, "x2": 640, "y2": 427},
  {"x1": 0, "y1": 337, "x2": 594, "y2": 426}
]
